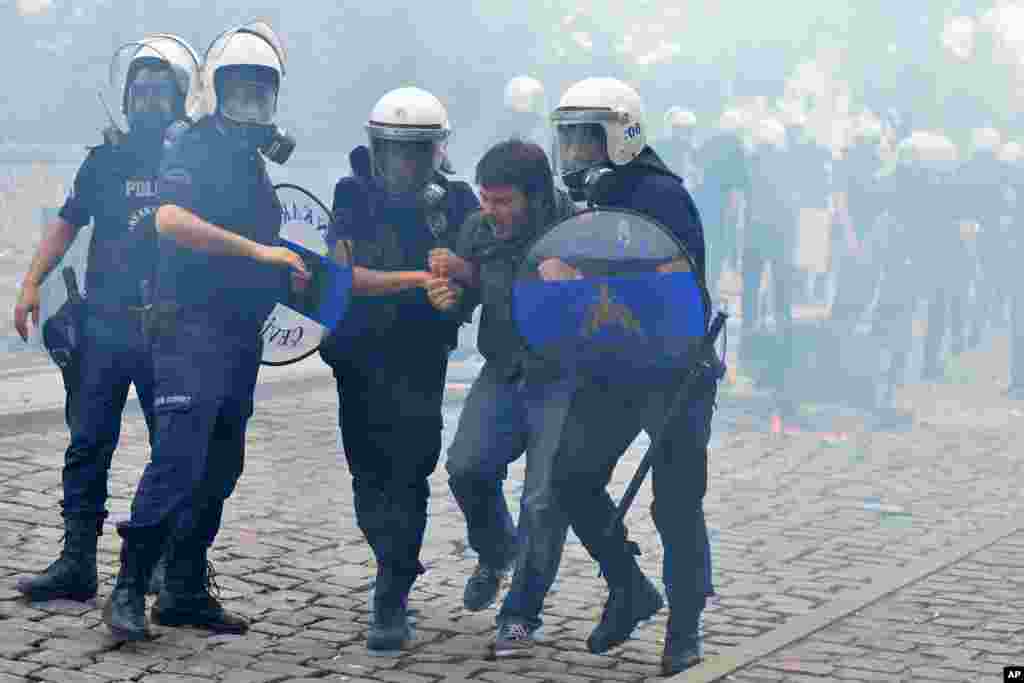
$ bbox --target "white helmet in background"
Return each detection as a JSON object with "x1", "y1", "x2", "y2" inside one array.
[
  {"x1": 998, "y1": 141, "x2": 1024, "y2": 165},
  {"x1": 504, "y1": 76, "x2": 545, "y2": 116},
  {"x1": 366, "y1": 87, "x2": 451, "y2": 200},
  {"x1": 897, "y1": 130, "x2": 959, "y2": 170},
  {"x1": 970, "y1": 127, "x2": 1002, "y2": 156},
  {"x1": 550, "y1": 78, "x2": 645, "y2": 196},
  {"x1": 106, "y1": 33, "x2": 201, "y2": 139},
  {"x1": 754, "y1": 118, "x2": 787, "y2": 151},
  {"x1": 665, "y1": 106, "x2": 697, "y2": 130}
]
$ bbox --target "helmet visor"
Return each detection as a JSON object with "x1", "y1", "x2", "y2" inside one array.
[
  {"x1": 128, "y1": 71, "x2": 178, "y2": 115},
  {"x1": 370, "y1": 137, "x2": 441, "y2": 197},
  {"x1": 219, "y1": 71, "x2": 277, "y2": 125},
  {"x1": 553, "y1": 122, "x2": 608, "y2": 178}
]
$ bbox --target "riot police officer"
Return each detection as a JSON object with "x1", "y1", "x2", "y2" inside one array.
[
  {"x1": 695, "y1": 109, "x2": 750, "y2": 304},
  {"x1": 320, "y1": 86, "x2": 479, "y2": 653},
  {"x1": 103, "y1": 21, "x2": 306, "y2": 641},
  {"x1": 661, "y1": 107, "x2": 700, "y2": 191},
  {"x1": 961, "y1": 127, "x2": 1010, "y2": 348},
  {"x1": 500, "y1": 76, "x2": 549, "y2": 148},
  {"x1": 544, "y1": 78, "x2": 716, "y2": 676},
  {"x1": 1000, "y1": 141, "x2": 1024, "y2": 397},
  {"x1": 13, "y1": 33, "x2": 200, "y2": 604}
]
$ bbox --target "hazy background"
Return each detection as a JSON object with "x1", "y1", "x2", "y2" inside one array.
[{"x1": 4, "y1": 0, "x2": 1024, "y2": 173}]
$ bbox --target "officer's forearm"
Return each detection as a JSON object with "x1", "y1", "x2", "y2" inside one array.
[
  {"x1": 155, "y1": 204, "x2": 264, "y2": 260},
  {"x1": 352, "y1": 266, "x2": 428, "y2": 296},
  {"x1": 23, "y1": 217, "x2": 77, "y2": 289}
]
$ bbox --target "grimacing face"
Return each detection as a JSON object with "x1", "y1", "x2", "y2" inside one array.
[{"x1": 479, "y1": 184, "x2": 529, "y2": 240}]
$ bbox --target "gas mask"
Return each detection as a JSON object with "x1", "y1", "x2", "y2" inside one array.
[{"x1": 217, "y1": 69, "x2": 296, "y2": 164}]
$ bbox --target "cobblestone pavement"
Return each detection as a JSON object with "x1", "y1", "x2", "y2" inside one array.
[{"x1": 1, "y1": 335, "x2": 1022, "y2": 683}]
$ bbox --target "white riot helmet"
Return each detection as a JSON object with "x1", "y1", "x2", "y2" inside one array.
[
  {"x1": 198, "y1": 21, "x2": 294, "y2": 163},
  {"x1": 505, "y1": 76, "x2": 545, "y2": 116},
  {"x1": 754, "y1": 118, "x2": 787, "y2": 151},
  {"x1": 998, "y1": 141, "x2": 1024, "y2": 165},
  {"x1": 665, "y1": 106, "x2": 697, "y2": 130},
  {"x1": 550, "y1": 78, "x2": 645, "y2": 197},
  {"x1": 897, "y1": 130, "x2": 959, "y2": 170},
  {"x1": 970, "y1": 127, "x2": 1002, "y2": 157},
  {"x1": 366, "y1": 87, "x2": 451, "y2": 201},
  {"x1": 106, "y1": 33, "x2": 200, "y2": 140}
]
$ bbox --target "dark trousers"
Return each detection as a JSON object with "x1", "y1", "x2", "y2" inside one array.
[
  {"x1": 327, "y1": 347, "x2": 450, "y2": 607},
  {"x1": 742, "y1": 247, "x2": 793, "y2": 332},
  {"x1": 122, "y1": 315, "x2": 259, "y2": 553},
  {"x1": 551, "y1": 371, "x2": 717, "y2": 618},
  {"x1": 62, "y1": 310, "x2": 155, "y2": 521},
  {"x1": 445, "y1": 362, "x2": 575, "y2": 629}
]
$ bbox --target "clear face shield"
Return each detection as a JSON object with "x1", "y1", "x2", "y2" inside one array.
[
  {"x1": 551, "y1": 120, "x2": 610, "y2": 192},
  {"x1": 219, "y1": 71, "x2": 278, "y2": 125},
  {"x1": 367, "y1": 129, "x2": 445, "y2": 199},
  {"x1": 126, "y1": 65, "x2": 179, "y2": 135}
]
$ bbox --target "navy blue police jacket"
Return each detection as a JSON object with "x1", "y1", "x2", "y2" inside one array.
[
  {"x1": 155, "y1": 116, "x2": 285, "y2": 335},
  {"x1": 325, "y1": 169, "x2": 480, "y2": 364},
  {"x1": 59, "y1": 136, "x2": 165, "y2": 308}
]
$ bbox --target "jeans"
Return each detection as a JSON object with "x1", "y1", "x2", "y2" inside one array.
[{"x1": 446, "y1": 362, "x2": 575, "y2": 629}]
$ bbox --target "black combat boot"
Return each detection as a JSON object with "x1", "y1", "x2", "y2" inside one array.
[
  {"x1": 367, "y1": 567, "x2": 414, "y2": 653},
  {"x1": 103, "y1": 525, "x2": 165, "y2": 641},
  {"x1": 587, "y1": 557, "x2": 665, "y2": 654},
  {"x1": 150, "y1": 545, "x2": 248, "y2": 634},
  {"x1": 16, "y1": 516, "x2": 100, "y2": 602},
  {"x1": 660, "y1": 590, "x2": 704, "y2": 676}
]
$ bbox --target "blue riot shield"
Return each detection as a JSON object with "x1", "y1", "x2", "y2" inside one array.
[
  {"x1": 511, "y1": 208, "x2": 708, "y2": 379},
  {"x1": 261, "y1": 184, "x2": 352, "y2": 366}
]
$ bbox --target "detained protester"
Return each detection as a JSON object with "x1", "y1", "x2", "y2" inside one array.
[
  {"x1": 319, "y1": 87, "x2": 479, "y2": 653},
  {"x1": 13, "y1": 34, "x2": 200, "y2": 604},
  {"x1": 424, "y1": 139, "x2": 576, "y2": 657},
  {"x1": 103, "y1": 21, "x2": 307, "y2": 641},
  {"x1": 542, "y1": 78, "x2": 718, "y2": 676}
]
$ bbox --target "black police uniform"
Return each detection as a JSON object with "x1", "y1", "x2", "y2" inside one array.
[
  {"x1": 105, "y1": 115, "x2": 285, "y2": 639},
  {"x1": 321, "y1": 162, "x2": 478, "y2": 631},
  {"x1": 16, "y1": 135, "x2": 163, "y2": 602},
  {"x1": 548, "y1": 148, "x2": 716, "y2": 673}
]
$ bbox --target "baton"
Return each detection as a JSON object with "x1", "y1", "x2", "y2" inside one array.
[{"x1": 607, "y1": 310, "x2": 728, "y2": 536}]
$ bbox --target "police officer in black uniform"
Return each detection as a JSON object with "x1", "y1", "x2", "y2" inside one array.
[
  {"x1": 320, "y1": 86, "x2": 479, "y2": 653},
  {"x1": 13, "y1": 34, "x2": 200, "y2": 604},
  {"x1": 544, "y1": 78, "x2": 716, "y2": 676},
  {"x1": 103, "y1": 21, "x2": 306, "y2": 642}
]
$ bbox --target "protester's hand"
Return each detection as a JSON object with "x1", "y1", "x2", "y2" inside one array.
[
  {"x1": 428, "y1": 248, "x2": 467, "y2": 281},
  {"x1": 538, "y1": 258, "x2": 581, "y2": 281},
  {"x1": 14, "y1": 283, "x2": 40, "y2": 342},
  {"x1": 425, "y1": 277, "x2": 463, "y2": 311}
]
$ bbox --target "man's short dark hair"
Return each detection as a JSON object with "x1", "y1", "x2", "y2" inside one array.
[{"x1": 475, "y1": 138, "x2": 555, "y2": 209}]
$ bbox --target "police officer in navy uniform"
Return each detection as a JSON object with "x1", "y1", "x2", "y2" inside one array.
[
  {"x1": 13, "y1": 34, "x2": 200, "y2": 604},
  {"x1": 320, "y1": 87, "x2": 479, "y2": 653},
  {"x1": 543, "y1": 78, "x2": 716, "y2": 676},
  {"x1": 103, "y1": 21, "x2": 307, "y2": 642}
]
